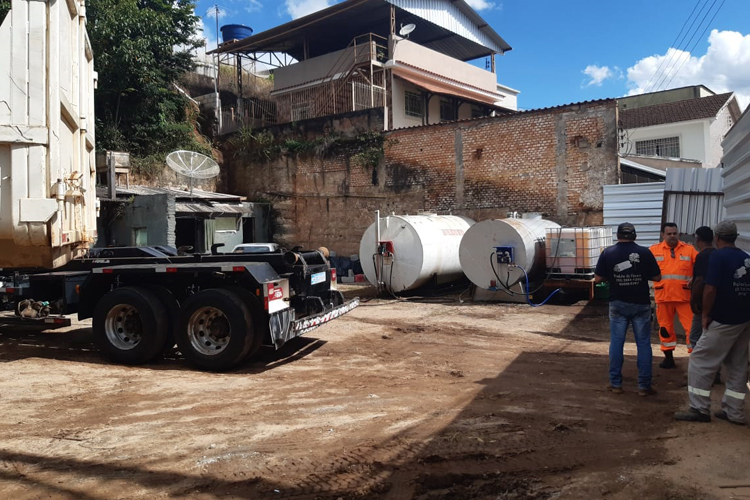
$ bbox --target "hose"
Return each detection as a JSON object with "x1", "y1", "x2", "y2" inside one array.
[
  {"x1": 488, "y1": 253, "x2": 561, "y2": 306},
  {"x1": 517, "y1": 264, "x2": 561, "y2": 307}
]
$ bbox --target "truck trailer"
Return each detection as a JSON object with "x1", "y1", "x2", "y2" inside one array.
[{"x1": 0, "y1": 0, "x2": 358, "y2": 370}]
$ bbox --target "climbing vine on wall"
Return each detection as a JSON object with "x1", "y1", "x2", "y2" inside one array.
[{"x1": 228, "y1": 128, "x2": 391, "y2": 168}]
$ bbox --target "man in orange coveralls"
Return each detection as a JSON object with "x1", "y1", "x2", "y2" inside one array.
[{"x1": 650, "y1": 222, "x2": 698, "y2": 368}]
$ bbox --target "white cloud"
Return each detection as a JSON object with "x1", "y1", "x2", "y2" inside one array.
[
  {"x1": 246, "y1": 0, "x2": 262, "y2": 12},
  {"x1": 204, "y1": 6, "x2": 228, "y2": 20},
  {"x1": 626, "y1": 29, "x2": 750, "y2": 110},
  {"x1": 465, "y1": 0, "x2": 495, "y2": 10},
  {"x1": 582, "y1": 65, "x2": 614, "y2": 87},
  {"x1": 284, "y1": 0, "x2": 334, "y2": 19}
]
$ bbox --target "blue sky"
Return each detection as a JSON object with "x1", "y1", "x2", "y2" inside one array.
[{"x1": 197, "y1": 0, "x2": 750, "y2": 111}]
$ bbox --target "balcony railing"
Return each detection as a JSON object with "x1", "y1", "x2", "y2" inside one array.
[{"x1": 218, "y1": 33, "x2": 389, "y2": 135}]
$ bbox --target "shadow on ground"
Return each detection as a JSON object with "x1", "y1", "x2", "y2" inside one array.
[{"x1": 0, "y1": 349, "x2": 697, "y2": 500}]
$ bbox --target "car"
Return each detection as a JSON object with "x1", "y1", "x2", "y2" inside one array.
[{"x1": 231, "y1": 243, "x2": 281, "y2": 254}]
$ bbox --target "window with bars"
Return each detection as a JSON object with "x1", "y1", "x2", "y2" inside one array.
[
  {"x1": 404, "y1": 91, "x2": 423, "y2": 118},
  {"x1": 635, "y1": 136, "x2": 680, "y2": 158},
  {"x1": 291, "y1": 102, "x2": 310, "y2": 122},
  {"x1": 440, "y1": 99, "x2": 457, "y2": 122}
]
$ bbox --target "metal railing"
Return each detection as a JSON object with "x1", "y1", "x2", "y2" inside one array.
[
  {"x1": 218, "y1": 33, "x2": 389, "y2": 134},
  {"x1": 220, "y1": 97, "x2": 277, "y2": 135}
]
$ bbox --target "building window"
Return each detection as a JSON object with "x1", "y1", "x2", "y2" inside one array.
[
  {"x1": 440, "y1": 99, "x2": 457, "y2": 122},
  {"x1": 404, "y1": 91, "x2": 423, "y2": 118},
  {"x1": 133, "y1": 227, "x2": 148, "y2": 247},
  {"x1": 214, "y1": 217, "x2": 239, "y2": 231},
  {"x1": 291, "y1": 102, "x2": 310, "y2": 122},
  {"x1": 635, "y1": 137, "x2": 680, "y2": 158},
  {"x1": 471, "y1": 105, "x2": 485, "y2": 119}
]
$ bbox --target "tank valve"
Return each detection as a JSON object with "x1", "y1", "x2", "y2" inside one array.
[{"x1": 494, "y1": 246, "x2": 514, "y2": 265}]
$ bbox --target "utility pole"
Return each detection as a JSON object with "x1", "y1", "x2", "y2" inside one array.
[{"x1": 212, "y1": 4, "x2": 220, "y2": 95}]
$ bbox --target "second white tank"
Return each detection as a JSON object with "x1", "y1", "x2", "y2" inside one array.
[{"x1": 459, "y1": 218, "x2": 561, "y2": 290}]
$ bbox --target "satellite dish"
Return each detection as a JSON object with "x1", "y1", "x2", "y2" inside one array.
[
  {"x1": 399, "y1": 23, "x2": 416, "y2": 38},
  {"x1": 166, "y1": 150, "x2": 220, "y2": 195}
]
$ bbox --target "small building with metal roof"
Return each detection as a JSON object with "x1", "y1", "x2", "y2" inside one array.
[{"x1": 211, "y1": 0, "x2": 518, "y2": 133}]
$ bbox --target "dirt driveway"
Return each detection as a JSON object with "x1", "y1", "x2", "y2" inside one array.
[{"x1": 0, "y1": 285, "x2": 747, "y2": 499}]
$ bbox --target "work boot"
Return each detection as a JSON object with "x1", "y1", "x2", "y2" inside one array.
[
  {"x1": 674, "y1": 407, "x2": 711, "y2": 423},
  {"x1": 659, "y1": 350, "x2": 676, "y2": 369},
  {"x1": 638, "y1": 387, "x2": 657, "y2": 397},
  {"x1": 714, "y1": 411, "x2": 746, "y2": 426},
  {"x1": 606, "y1": 384, "x2": 623, "y2": 394}
]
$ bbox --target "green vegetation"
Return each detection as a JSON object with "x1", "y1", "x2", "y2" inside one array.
[
  {"x1": 0, "y1": 0, "x2": 10, "y2": 24},
  {"x1": 229, "y1": 128, "x2": 388, "y2": 168},
  {"x1": 87, "y1": 0, "x2": 208, "y2": 159}
]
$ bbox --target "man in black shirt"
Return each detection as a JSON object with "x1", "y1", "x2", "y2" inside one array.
[
  {"x1": 689, "y1": 226, "x2": 715, "y2": 350},
  {"x1": 595, "y1": 223, "x2": 662, "y2": 396},
  {"x1": 675, "y1": 220, "x2": 750, "y2": 424}
]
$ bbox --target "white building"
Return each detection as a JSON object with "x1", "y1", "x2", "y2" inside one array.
[
  {"x1": 618, "y1": 86, "x2": 742, "y2": 170},
  {"x1": 210, "y1": 0, "x2": 519, "y2": 133}
]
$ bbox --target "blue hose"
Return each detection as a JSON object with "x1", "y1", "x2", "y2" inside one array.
[{"x1": 516, "y1": 264, "x2": 561, "y2": 307}]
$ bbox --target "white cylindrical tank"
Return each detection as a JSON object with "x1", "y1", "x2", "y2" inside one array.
[
  {"x1": 459, "y1": 218, "x2": 561, "y2": 290},
  {"x1": 359, "y1": 214, "x2": 475, "y2": 292}
]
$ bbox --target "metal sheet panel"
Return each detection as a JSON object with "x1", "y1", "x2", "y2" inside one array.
[
  {"x1": 721, "y1": 109, "x2": 750, "y2": 252},
  {"x1": 603, "y1": 182, "x2": 665, "y2": 248},
  {"x1": 386, "y1": 0, "x2": 510, "y2": 53},
  {"x1": 663, "y1": 168, "x2": 725, "y2": 236}
]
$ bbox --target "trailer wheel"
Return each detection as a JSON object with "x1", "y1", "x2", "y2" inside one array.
[
  {"x1": 145, "y1": 285, "x2": 180, "y2": 355},
  {"x1": 225, "y1": 286, "x2": 267, "y2": 359},
  {"x1": 93, "y1": 287, "x2": 169, "y2": 365},
  {"x1": 176, "y1": 289, "x2": 255, "y2": 371}
]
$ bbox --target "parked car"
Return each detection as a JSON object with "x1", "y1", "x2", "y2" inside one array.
[{"x1": 232, "y1": 243, "x2": 281, "y2": 254}]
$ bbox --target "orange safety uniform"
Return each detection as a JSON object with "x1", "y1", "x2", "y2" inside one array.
[{"x1": 649, "y1": 240, "x2": 698, "y2": 352}]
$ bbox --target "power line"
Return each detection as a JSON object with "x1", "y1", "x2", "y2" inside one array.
[
  {"x1": 661, "y1": 0, "x2": 727, "y2": 91},
  {"x1": 640, "y1": 0, "x2": 704, "y2": 95},
  {"x1": 652, "y1": 0, "x2": 719, "y2": 92}
]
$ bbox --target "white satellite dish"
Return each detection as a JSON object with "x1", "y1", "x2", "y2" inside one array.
[
  {"x1": 166, "y1": 150, "x2": 220, "y2": 195},
  {"x1": 399, "y1": 23, "x2": 416, "y2": 38}
]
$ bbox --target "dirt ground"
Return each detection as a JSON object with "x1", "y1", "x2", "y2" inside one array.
[{"x1": 0, "y1": 285, "x2": 748, "y2": 500}]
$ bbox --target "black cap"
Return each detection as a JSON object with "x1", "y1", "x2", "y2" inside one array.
[{"x1": 617, "y1": 222, "x2": 637, "y2": 240}]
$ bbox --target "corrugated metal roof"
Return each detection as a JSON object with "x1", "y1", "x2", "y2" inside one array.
[
  {"x1": 97, "y1": 186, "x2": 242, "y2": 202},
  {"x1": 619, "y1": 157, "x2": 666, "y2": 178},
  {"x1": 212, "y1": 0, "x2": 510, "y2": 61},
  {"x1": 663, "y1": 168, "x2": 725, "y2": 235},
  {"x1": 721, "y1": 106, "x2": 750, "y2": 252},
  {"x1": 175, "y1": 202, "x2": 251, "y2": 214},
  {"x1": 386, "y1": 98, "x2": 616, "y2": 133},
  {"x1": 603, "y1": 182, "x2": 665, "y2": 248},
  {"x1": 386, "y1": 0, "x2": 511, "y2": 54}
]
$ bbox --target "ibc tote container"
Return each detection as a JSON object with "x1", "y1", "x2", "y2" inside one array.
[
  {"x1": 0, "y1": 0, "x2": 97, "y2": 268},
  {"x1": 545, "y1": 227, "x2": 613, "y2": 275}
]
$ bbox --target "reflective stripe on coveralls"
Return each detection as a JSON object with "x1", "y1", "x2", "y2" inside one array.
[
  {"x1": 649, "y1": 240, "x2": 697, "y2": 303},
  {"x1": 656, "y1": 302, "x2": 693, "y2": 351},
  {"x1": 725, "y1": 389, "x2": 747, "y2": 400}
]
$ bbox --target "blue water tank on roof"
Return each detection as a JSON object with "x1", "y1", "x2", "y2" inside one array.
[{"x1": 220, "y1": 24, "x2": 253, "y2": 43}]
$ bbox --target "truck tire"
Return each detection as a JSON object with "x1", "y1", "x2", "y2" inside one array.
[
  {"x1": 225, "y1": 286, "x2": 267, "y2": 359},
  {"x1": 176, "y1": 288, "x2": 255, "y2": 371},
  {"x1": 145, "y1": 285, "x2": 180, "y2": 355},
  {"x1": 93, "y1": 287, "x2": 169, "y2": 365}
]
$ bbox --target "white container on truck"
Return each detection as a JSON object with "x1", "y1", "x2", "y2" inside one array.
[
  {"x1": 0, "y1": 0, "x2": 97, "y2": 268},
  {"x1": 0, "y1": 0, "x2": 358, "y2": 371}
]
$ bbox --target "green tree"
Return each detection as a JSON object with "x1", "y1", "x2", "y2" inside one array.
[
  {"x1": 86, "y1": 0, "x2": 205, "y2": 156},
  {"x1": 1, "y1": 0, "x2": 10, "y2": 24}
]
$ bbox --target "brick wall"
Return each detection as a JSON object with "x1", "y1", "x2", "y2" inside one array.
[{"x1": 224, "y1": 100, "x2": 619, "y2": 256}]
